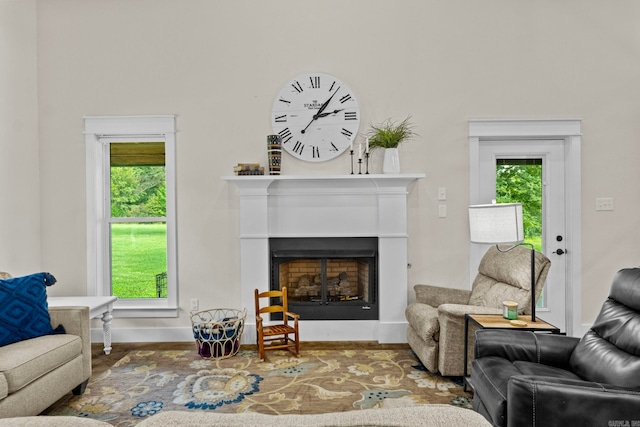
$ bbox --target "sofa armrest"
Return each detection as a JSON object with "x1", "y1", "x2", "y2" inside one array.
[
  {"x1": 431, "y1": 304, "x2": 502, "y2": 376},
  {"x1": 507, "y1": 375, "x2": 640, "y2": 427},
  {"x1": 474, "y1": 329, "x2": 580, "y2": 370},
  {"x1": 437, "y1": 304, "x2": 504, "y2": 348},
  {"x1": 413, "y1": 284, "x2": 471, "y2": 306},
  {"x1": 49, "y1": 306, "x2": 92, "y2": 381},
  {"x1": 405, "y1": 303, "x2": 440, "y2": 338},
  {"x1": 438, "y1": 304, "x2": 503, "y2": 318}
]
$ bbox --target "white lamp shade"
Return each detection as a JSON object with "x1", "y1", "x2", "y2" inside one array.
[{"x1": 469, "y1": 203, "x2": 524, "y2": 244}]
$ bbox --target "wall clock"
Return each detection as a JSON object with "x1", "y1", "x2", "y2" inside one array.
[{"x1": 271, "y1": 72, "x2": 360, "y2": 162}]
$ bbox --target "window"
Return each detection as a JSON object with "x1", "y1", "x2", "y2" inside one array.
[
  {"x1": 495, "y1": 158, "x2": 543, "y2": 251},
  {"x1": 85, "y1": 116, "x2": 177, "y2": 317},
  {"x1": 495, "y1": 158, "x2": 544, "y2": 308}
]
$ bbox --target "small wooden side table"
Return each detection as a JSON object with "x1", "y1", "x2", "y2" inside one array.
[
  {"x1": 48, "y1": 296, "x2": 118, "y2": 355},
  {"x1": 463, "y1": 313, "x2": 561, "y2": 392}
]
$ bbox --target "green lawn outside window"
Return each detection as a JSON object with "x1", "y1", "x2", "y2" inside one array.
[{"x1": 111, "y1": 223, "x2": 167, "y2": 298}]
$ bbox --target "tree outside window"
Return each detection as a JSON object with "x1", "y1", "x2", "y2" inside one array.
[{"x1": 496, "y1": 160, "x2": 542, "y2": 251}]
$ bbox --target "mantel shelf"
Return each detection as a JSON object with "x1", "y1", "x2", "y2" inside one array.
[
  {"x1": 223, "y1": 174, "x2": 425, "y2": 181},
  {"x1": 222, "y1": 174, "x2": 425, "y2": 191}
]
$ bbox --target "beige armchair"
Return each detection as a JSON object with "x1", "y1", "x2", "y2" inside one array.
[{"x1": 405, "y1": 245, "x2": 551, "y2": 376}]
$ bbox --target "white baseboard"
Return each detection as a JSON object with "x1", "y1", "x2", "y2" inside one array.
[
  {"x1": 91, "y1": 320, "x2": 586, "y2": 348},
  {"x1": 91, "y1": 326, "x2": 193, "y2": 344},
  {"x1": 90, "y1": 321, "x2": 410, "y2": 345}
]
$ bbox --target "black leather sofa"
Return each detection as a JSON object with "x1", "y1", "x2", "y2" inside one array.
[{"x1": 470, "y1": 267, "x2": 640, "y2": 427}]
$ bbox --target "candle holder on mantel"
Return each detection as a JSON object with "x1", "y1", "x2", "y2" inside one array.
[
  {"x1": 350, "y1": 150, "x2": 355, "y2": 174},
  {"x1": 365, "y1": 152, "x2": 370, "y2": 174}
]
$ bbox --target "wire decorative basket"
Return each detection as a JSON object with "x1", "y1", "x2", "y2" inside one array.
[{"x1": 190, "y1": 308, "x2": 246, "y2": 359}]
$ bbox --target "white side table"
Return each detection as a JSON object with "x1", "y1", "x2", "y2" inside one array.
[{"x1": 47, "y1": 296, "x2": 118, "y2": 355}]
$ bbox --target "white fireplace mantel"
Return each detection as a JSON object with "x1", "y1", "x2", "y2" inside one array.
[{"x1": 222, "y1": 174, "x2": 424, "y2": 343}]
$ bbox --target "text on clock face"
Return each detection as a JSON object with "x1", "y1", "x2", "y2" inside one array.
[{"x1": 304, "y1": 101, "x2": 323, "y2": 109}]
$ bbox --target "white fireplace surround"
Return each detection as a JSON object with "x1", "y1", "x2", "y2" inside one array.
[{"x1": 223, "y1": 174, "x2": 424, "y2": 344}]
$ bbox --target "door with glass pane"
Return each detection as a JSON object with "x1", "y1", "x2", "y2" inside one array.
[{"x1": 478, "y1": 140, "x2": 567, "y2": 331}]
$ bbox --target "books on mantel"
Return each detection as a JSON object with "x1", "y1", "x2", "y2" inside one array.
[{"x1": 234, "y1": 163, "x2": 264, "y2": 175}]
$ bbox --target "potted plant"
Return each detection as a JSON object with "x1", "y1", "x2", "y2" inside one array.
[{"x1": 366, "y1": 116, "x2": 415, "y2": 174}]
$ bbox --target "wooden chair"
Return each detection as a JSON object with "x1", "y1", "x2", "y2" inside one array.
[{"x1": 254, "y1": 287, "x2": 300, "y2": 361}]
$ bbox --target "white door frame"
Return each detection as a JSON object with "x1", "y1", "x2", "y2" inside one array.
[
  {"x1": 469, "y1": 119, "x2": 583, "y2": 337},
  {"x1": 478, "y1": 140, "x2": 566, "y2": 330}
]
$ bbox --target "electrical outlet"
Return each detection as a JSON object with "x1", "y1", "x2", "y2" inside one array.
[
  {"x1": 596, "y1": 197, "x2": 614, "y2": 211},
  {"x1": 190, "y1": 298, "x2": 199, "y2": 311},
  {"x1": 438, "y1": 205, "x2": 447, "y2": 218}
]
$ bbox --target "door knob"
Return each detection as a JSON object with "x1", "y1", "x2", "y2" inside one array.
[{"x1": 554, "y1": 249, "x2": 565, "y2": 255}]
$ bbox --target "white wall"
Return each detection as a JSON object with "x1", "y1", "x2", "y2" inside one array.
[
  {"x1": 0, "y1": 0, "x2": 41, "y2": 272},
  {"x1": 2, "y1": 0, "x2": 640, "y2": 339}
]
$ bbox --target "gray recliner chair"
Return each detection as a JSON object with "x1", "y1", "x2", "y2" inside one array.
[{"x1": 405, "y1": 245, "x2": 551, "y2": 376}]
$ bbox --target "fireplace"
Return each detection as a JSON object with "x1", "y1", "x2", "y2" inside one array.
[
  {"x1": 270, "y1": 237, "x2": 378, "y2": 321},
  {"x1": 223, "y1": 174, "x2": 424, "y2": 343}
]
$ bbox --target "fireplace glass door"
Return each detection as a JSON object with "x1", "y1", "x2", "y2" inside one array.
[{"x1": 270, "y1": 237, "x2": 378, "y2": 320}]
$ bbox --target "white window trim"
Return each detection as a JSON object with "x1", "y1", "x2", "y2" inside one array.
[{"x1": 85, "y1": 115, "x2": 178, "y2": 317}]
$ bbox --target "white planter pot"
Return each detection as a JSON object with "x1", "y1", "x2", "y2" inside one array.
[{"x1": 383, "y1": 148, "x2": 400, "y2": 174}]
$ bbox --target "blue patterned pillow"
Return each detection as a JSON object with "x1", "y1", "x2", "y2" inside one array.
[{"x1": 0, "y1": 272, "x2": 58, "y2": 347}]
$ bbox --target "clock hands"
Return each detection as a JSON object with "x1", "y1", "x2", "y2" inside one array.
[
  {"x1": 315, "y1": 109, "x2": 344, "y2": 119},
  {"x1": 301, "y1": 116, "x2": 317, "y2": 134},
  {"x1": 301, "y1": 108, "x2": 344, "y2": 133},
  {"x1": 301, "y1": 86, "x2": 341, "y2": 134},
  {"x1": 315, "y1": 86, "x2": 340, "y2": 117}
]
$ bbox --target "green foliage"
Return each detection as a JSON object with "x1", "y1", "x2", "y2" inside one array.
[
  {"x1": 366, "y1": 116, "x2": 416, "y2": 149},
  {"x1": 110, "y1": 166, "x2": 166, "y2": 217},
  {"x1": 496, "y1": 164, "x2": 542, "y2": 239}
]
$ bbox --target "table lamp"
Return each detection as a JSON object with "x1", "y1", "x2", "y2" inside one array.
[{"x1": 468, "y1": 202, "x2": 537, "y2": 322}]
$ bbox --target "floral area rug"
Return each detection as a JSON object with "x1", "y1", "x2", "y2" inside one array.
[{"x1": 46, "y1": 347, "x2": 472, "y2": 426}]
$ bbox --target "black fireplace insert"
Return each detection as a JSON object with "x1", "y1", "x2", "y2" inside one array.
[{"x1": 270, "y1": 237, "x2": 378, "y2": 321}]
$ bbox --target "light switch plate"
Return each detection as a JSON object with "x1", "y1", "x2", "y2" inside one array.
[{"x1": 438, "y1": 187, "x2": 447, "y2": 201}]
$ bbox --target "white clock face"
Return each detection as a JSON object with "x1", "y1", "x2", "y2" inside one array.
[{"x1": 271, "y1": 73, "x2": 360, "y2": 162}]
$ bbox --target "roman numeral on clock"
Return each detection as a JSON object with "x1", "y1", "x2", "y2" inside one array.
[
  {"x1": 292, "y1": 81, "x2": 303, "y2": 93},
  {"x1": 329, "y1": 142, "x2": 339, "y2": 152},
  {"x1": 312, "y1": 146, "x2": 320, "y2": 158},
  {"x1": 339, "y1": 94, "x2": 352, "y2": 103},
  {"x1": 341, "y1": 128, "x2": 353, "y2": 139},
  {"x1": 293, "y1": 141, "x2": 304, "y2": 155},
  {"x1": 344, "y1": 111, "x2": 357, "y2": 121},
  {"x1": 274, "y1": 114, "x2": 287, "y2": 123},
  {"x1": 279, "y1": 97, "x2": 291, "y2": 105},
  {"x1": 278, "y1": 128, "x2": 292, "y2": 144},
  {"x1": 310, "y1": 76, "x2": 321, "y2": 89}
]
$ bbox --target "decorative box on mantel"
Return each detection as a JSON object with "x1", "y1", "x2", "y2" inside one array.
[{"x1": 222, "y1": 174, "x2": 425, "y2": 344}]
